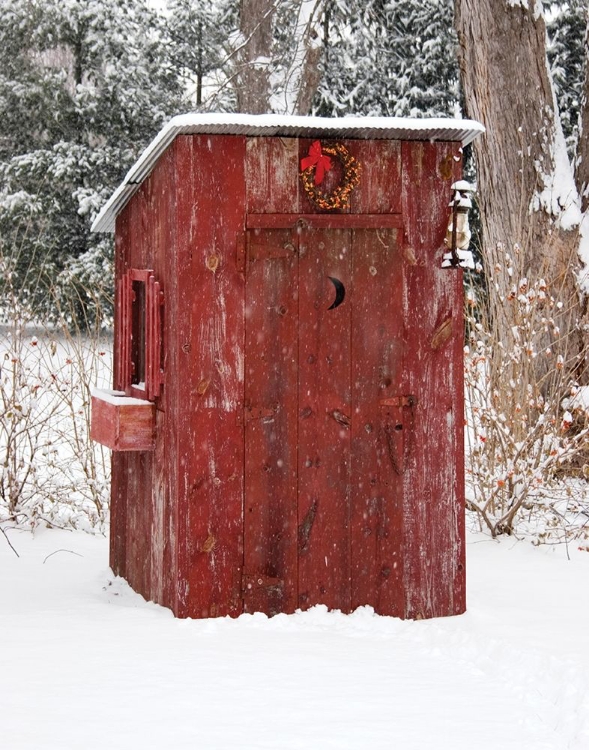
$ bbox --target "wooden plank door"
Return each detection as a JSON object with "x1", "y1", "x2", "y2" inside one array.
[
  {"x1": 349, "y1": 228, "x2": 405, "y2": 617},
  {"x1": 298, "y1": 226, "x2": 405, "y2": 615},
  {"x1": 244, "y1": 223, "x2": 405, "y2": 616},
  {"x1": 244, "y1": 228, "x2": 299, "y2": 615},
  {"x1": 297, "y1": 227, "x2": 352, "y2": 611}
]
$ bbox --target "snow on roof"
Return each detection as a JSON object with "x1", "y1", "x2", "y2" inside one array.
[{"x1": 92, "y1": 112, "x2": 485, "y2": 233}]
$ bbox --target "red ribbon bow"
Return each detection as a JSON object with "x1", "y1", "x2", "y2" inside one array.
[{"x1": 301, "y1": 140, "x2": 332, "y2": 185}]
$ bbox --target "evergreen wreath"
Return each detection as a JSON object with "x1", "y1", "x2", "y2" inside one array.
[{"x1": 300, "y1": 140, "x2": 361, "y2": 211}]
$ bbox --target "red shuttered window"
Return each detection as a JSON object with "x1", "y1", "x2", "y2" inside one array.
[{"x1": 116, "y1": 269, "x2": 164, "y2": 401}]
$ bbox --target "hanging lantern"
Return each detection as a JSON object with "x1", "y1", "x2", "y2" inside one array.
[{"x1": 442, "y1": 180, "x2": 475, "y2": 269}]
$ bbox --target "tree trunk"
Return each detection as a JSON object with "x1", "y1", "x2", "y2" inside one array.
[
  {"x1": 455, "y1": 0, "x2": 581, "y2": 282},
  {"x1": 291, "y1": 0, "x2": 325, "y2": 115},
  {"x1": 577, "y1": 17, "x2": 589, "y2": 214},
  {"x1": 455, "y1": 0, "x2": 588, "y2": 393},
  {"x1": 456, "y1": 1, "x2": 589, "y2": 531},
  {"x1": 236, "y1": 0, "x2": 324, "y2": 115},
  {"x1": 237, "y1": 0, "x2": 275, "y2": 113}
]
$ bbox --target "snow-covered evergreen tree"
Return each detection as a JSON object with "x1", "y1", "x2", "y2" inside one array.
[
  {"x1": 545, "y1": 1, "x2": 587, "y2": 158},
  {"x1": 314, "y1": 0, "x2": 458, "y2": 118},
  {"x1": 0, "y1": 0, "x2": 183, "y2": 324}
]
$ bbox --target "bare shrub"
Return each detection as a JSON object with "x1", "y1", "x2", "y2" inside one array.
[
  {"x1": 0, "y1": 254, "x2": 112, "y2": 531},
  {"x1": 465, "y1": 242, "x2": 589, "y2": 541}
]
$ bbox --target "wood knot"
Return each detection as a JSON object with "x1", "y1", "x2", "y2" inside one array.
[
  {"x1": 206, "y1": 254, "x2": 220, "y2": 273},
  {"x1": 201, "y1": 534, "x2": 217, "y2": 553},
  {"x1": 403, "y1": 246, "x2": 418, "y2": 265},
  {"x1": 298, "y1": 499, "x2": 318, "y2": 553},
  {"x1": 431, "y1": 317, "x2": 453, "y2": 351},
  {"x1": 331, "y1": 409, "x2": 351, "y2": 429},
  {"x1": 438, "y1": 155, "x2": 454, "y2": 180},
  {"x1": 196, "y1": 379, "x2": 210, "y2": 395}
]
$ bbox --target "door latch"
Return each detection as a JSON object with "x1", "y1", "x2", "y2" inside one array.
[{"x1": 379, "y1": 395, "x2": 416, "y2": 474}]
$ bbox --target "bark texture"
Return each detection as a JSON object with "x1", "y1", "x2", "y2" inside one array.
[
  {"x1": 456, "y1": 0, "x2": 588, "y2": 388},
  {"x1": 237, "y1": 0, "x2": 275, "y2": 113},
  {"x1": 455, "y1": 0, "x2": 580, "y2": 281},
  {"x1": 291, "y1": 0, "x2": 325, "y2": 115},
  {"x1": 293, "y1": 32, "x2": 322, "y2": 115},
  {"x1": 236, "y1": 0, "x2": 324, "y2": 115}
]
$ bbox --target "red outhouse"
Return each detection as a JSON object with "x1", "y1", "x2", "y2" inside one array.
[{"x1": 91, "y1": 113, "x2": 483, "y2": 620}]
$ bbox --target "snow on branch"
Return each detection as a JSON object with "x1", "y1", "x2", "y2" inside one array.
[
  {"x1": 270, "y1": 0, "x2": 325, "y2": 115},
  {"x1": 530, "y1": 85, "x2": 582, "y2": 232},
  {"x1": 506, "y1": 0, "x2": 543, "y2": 21}
]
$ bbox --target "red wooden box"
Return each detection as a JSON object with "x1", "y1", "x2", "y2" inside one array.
[
  {"x1": 91, "y1": 113, "x2": 483, "y2": 621},
  {"x1": 91, "y1": 389, "x2": 155, "y2": 452}
]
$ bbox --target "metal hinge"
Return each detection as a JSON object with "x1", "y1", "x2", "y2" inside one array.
[
  {"x1": 242, "y1": 574, "x2": 284, "y2": 594},
  {"x1": 379, "y1": 395, "x2": 417, "y2": 408},
  {"x1": 244, "y1": 406, "x2": 275, "y2": 422},
  {"x1": 248, "y1": 241, "x2": 297, "y2": 262}
]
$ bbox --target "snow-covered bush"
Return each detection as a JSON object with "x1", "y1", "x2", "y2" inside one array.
[{"x1": 465, "y1": 243, "x2": 589, "y2": 542}]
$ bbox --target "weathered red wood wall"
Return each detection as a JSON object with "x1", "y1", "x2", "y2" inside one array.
[
  {"x1": 174, "y1": 135, "x2": 247, "y2": 618},
  {"x1": 112, "y1": 145, "x2": 179, "y2": 613},
  {"x1": 244, "y1": 139, "x2": 299, "y2": 615},
  {"x1": 111, "y1": 132, "x2": 466, "y2": 620},
  {"x1": 400, "y1": 142, "x2": 465, "y2": 618}
]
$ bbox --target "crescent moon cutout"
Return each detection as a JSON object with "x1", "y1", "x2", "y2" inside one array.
[{"x1": 327, "y1": 276, "x2": 346, "y2": 310}]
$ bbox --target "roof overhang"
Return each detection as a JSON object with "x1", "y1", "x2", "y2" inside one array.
[{"x1": 92, "y1": 113, "x2": 485, "y2": 233}]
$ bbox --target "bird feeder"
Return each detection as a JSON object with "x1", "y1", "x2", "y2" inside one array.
[{"x1": 91, "y1": 113, "x2": 484, "y2": 620}]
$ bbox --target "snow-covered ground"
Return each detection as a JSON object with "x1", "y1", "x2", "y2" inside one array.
[{"x1": 1, "y1": 528, "x2": 588, "y2": 750}]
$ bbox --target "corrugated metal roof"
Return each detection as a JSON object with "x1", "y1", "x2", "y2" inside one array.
[{"x1": 92, "y1": 113, "x2": 485, "y2": 233}]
